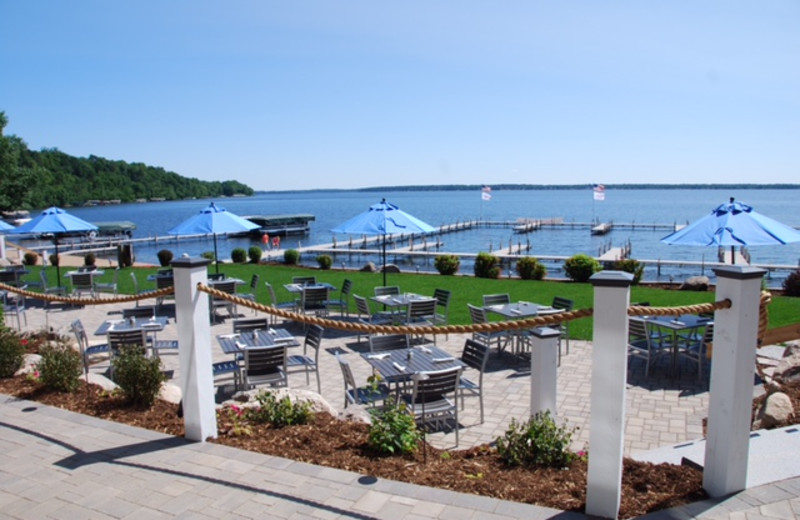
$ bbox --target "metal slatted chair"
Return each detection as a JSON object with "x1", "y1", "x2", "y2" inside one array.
[
  {"x1": 94, "y1": 267, "x2": 119, "y2": 295},
  {"x1": 70, "y1": 319, "x2": 110, "y2": 379},
  {"x1": 240, "y1": 344, "x2": 288, "y2": 390},
  {"x1": 482, "y1": 293, "x2": 510, "y2": 306},
  {"x1": 551, "y1": 296, "x2": 574, "y2": 364},
  {"x1": 70, "y1": 272, "x2": 95, "y2": 298},
  {"x1": 458, "y1": 339, "x2": 491, "y2": 424},
  {"x1": 467, "y1": 304, "x2": 510, "y2": 352},
  {"x1": 238, "y1": 274, "x2": 260, "y2": 314},
  {"x1": 107, "y1": 329, "x2": 149, "y2": 380},
  {"x1": 374, "y1": 285, "x2": 400, "y2": 297},
  {"x1": 292, "y1": 276, "x2": 317, "y2": 286},
  {"x1": 402, "y1": 367, "x2": 462, "y2": 446},
  {"x1": 337, "y1": 354, "x2": 390, "y2": 408},
  {"x1": 627, "y1": 318, "x2": 671, "y2": 375},
  {"x1": 433, "y1": 288, "x2": 452, "y2": 338},
  {"x1": 209, "y1": 280, "x2": 237, "y2": 322},
  {"x1": 354, "y1": 294, "x2": 394, "y2": 344},
  {"x1": 264, "y1": 282, "x2": 297, "y2": 325},
  {"x1": 368, "y1": 333, "x2": 410, "y2": 353},
  {"x1": 287, "y1": 324, "x2": 323, "y2": 392},
  {"x1": 678, "y1": 322, "x2": 714, "y2": 381},
  {"x1": 324, "y1": 279, "x2": 352, "y2": 317},
  {"x1": 405, "y1": 298, "x2": 437, "y2": 345}
]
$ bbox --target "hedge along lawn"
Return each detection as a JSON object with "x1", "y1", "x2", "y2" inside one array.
[{"x1": 23, "y1": 264, "x2": 800, "y2": 342}]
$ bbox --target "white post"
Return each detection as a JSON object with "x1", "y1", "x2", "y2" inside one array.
[
  {"x1": 703, "y1": 266, "x2": 765, "y2": 496},
  {"x1": 529, "y1": 326, "x2": 560, "y2": 419},
  {"x1": 586, "y1": 271, "x2": 633, "y2": 519},
  {"x1": 0, "y1": 235, "x2": 6, "y2": 261},
  {"x1": 172, "y1": 257, "x2": 218, "y2": 442}
]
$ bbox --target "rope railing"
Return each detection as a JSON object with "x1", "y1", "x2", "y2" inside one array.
[{"x1": 0, "y1": 281, "x2": 174, "y2": 307}]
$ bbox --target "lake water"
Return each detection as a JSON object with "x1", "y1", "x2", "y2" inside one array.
[{"x1": 25, "y1": 188, "x2": 800, "y2": 286}]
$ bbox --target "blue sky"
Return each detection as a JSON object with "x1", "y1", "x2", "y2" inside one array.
[{"x1": 2, "y1": 2, "x2": 798, "y2": 191}]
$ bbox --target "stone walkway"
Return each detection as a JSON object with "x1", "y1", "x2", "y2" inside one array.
[{"x1": 3, "y1": 296, "x2": 799, "y2": 518}]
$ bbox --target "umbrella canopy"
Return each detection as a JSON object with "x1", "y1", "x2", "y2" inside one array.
[
  {"x1": 0, "y1": 221, "x2": 14, "y2": 232},
  {"x1": 167, "y1": 202, "x2": 259, "y2": 273},
  {"x1": 10, "y1": 207, "x2": 98, "y2": 283},
  {"x1": 661, "y1": 198, "x2": 800, "y2": 264},
  {"x1": 332, "y1": 198, "x2": 436, "y2": 285}
]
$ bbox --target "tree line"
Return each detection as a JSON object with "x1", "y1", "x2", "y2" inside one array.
[{"x1": 0, "y1": 111, "x2": 254, "y2": 212}]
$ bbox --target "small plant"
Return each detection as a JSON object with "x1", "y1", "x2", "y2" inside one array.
[
  {"x1": 83, "y1": 252, "x2": 96, "y2": 267},
  {"x1": 231, "y1": 248, "x2": 247, "y2": 263},
  {"x1": 284, "y1": 249, "x2": 300, "y2": 265},
  {"x1": 157, "y1": 249, "x2": 174, "y2": 267},
  {"x1": 316, "y1": 254, "x2": 333, "y2": 270},
  {"x1": 247, "y1": 391, "x2": 314, "y2": 428},
  {"x1": 563, "y1": 253, "x2": 601, "y2": 283},
  {"x1": 610, "y1": 258, "x2": 644, "y2": 285},
  {"x1": 248, "y1": 246, "x2": 263, "y2": 264},
  {"x1": 434, "y1": 254, "x2": 460, "y2": 275},
  {"x1": 474, "y1": 252, "x2": 501, "y2": 279},
  {"x1": 113, "y1": 346, "x2": 167, "y2": 408},
  {"x1": 201, "y1": 251, "x2": 215, "y2": 261},
  {"x1": 782, "y1": 269, "x2": 800, "y2": 297},
  {"x1": 516, "y1": 257, "x2": 547, "y2": 280},
  {"x1": 23, "y1": 252, "x2": 39, "y2": 266},
  {"x1": 367, "y1": 399, "x2": 421, "y2": 455},
  {"x1": 225, "y1": 404, "x2": 253, "y2": 436},
  {"x1": 37, "y1": 339, "x2": 82, "y2": 393},
  {"x1": 49, "y1": 253, "x2": 60, "y2": 267},
  {"x1": 0, "y1": 329, "x2": 26, "y2": 378},
  {"x1": 496, "y1": 410, "x2": 578, "y2": 468}
]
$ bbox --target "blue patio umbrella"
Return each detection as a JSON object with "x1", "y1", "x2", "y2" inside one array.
[
  {"x1": 0, "y1": 221, "x2": 14, "y2": 232},
  {"x1": 10, "y1": 207, "x2": 98, "y2": 284},
  {"x1": 167, "y1": 202, "x2": 259, "y2": 274},
  {"x1": 332, "y1": 198, "x2": 436, "y2": 285},
  {"x1": 661, "y1": 198, "x2": 800, "y2": 264}
]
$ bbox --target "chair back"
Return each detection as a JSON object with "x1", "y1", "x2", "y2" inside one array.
[
  {"x1": 552, "y1": 296, "x2": 574, "y2": 311},
  {"x1": 247, "y1": 274, "x2": 260, "y2": 292},
  {"x1": 374, "y1": 285, "x2": 400, "y2": 297},
  {"x1": 304, "y1": 324, "x2": 324, "y2": 355},
  {"x1": 108, "y1": 329, "x2": 149, "y2": 356},
  {"x1": 433, "y1": 288, "x2": 451, "y2": 310},
  {"x1": 411, "y1": 367, "x2": 461, "y2": 404},
  {"x1": 406, "y1": 298, "x2": 436, "y2": 322},
  {"x1": 123, "y1": 306, "x2": 157, "y2": 319},
  {"x1": 702, "y1": 322, "x2": 715, "y2": 344},
  {"x1": 208, "y1": 272, "x2": 226, "y2": 281},
  {"x1": 233, "y1": 317, "x2": 269, "y2": 334},
  {"x1": 301, "y1": 286, "x2": 328, "y2": 312},
  {"x1": 71, "y1": 319, "x2": 87, "y2": 349},
  {"x1": 482, "y1": 293, "x2": 510, "y2": 306},
  {"x1": 461, "y1": 339, "x2": 490, "y2": 372},
  {"x1": 243, "y1": 344, "x2": 287, "y2": 381},
  {"x1": 265, "y1": 282, "x2": 278, "y2": 304},
  {"x1": 292, "y1": 276, "x2": 316, "y2": 286},
  {"x1": 369, "y1": 334, "x2": 409, "y2": 352},
  {"x1": 71, "y1": 272, "x2": 94, "y2": 290},
  {"x1": 39, "y1": 270, "x2": 50, "y2": 289},
  {"x1": 156, "y1": 276, "x2": 174, "y2": 289},
  {"x1": 337, "y1": 355, "x2": 357, "y2": 393},
  {"x1": 354, "y1": 294, "x2": 371, "y2": 317},
  {"x1": 627, "y1": 319, "x2": 651, "y2": 349},
  {"x1": 467, "y1": 303, "x2": 488, "y2": 325},
  {"x1": 0, "y1": 270, "x2": 19, "y2": 285},
  {"x1": 211, "y1": 280, "x2": 236, "y2": 294},
  {"x1": 340, "y1": 279, "x2": 353, "y2": 297},
  {"x1": 130, "y1": 272, "x2": 141, "y2": 293}
]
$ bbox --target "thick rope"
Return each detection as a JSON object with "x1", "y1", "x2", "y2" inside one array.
[{"x1": 0, "y1": 281, "x2": 173, "y2": 306}]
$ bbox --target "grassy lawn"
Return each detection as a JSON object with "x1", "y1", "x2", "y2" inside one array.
[{"x1": 28, "y1": 264, "x2": 800, "y2": 341}]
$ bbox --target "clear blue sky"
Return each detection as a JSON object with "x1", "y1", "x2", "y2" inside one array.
[{"x1": 2, "y1": 2, "x2": 798, "y2": 191}]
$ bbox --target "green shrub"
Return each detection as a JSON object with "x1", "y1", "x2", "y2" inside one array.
[
  {"x1": 113, "y1": 346, "x2": 166, "y2": 408},
  {"x1": 516, "y1": 257, "x2": 547, "y2": 280},
  {"x1": 23, "y1": 252, "x2": 38, "y2": 266},
  {"x1": 496, "y1": 410, "x2": 578, "y2": 468},
  {"x1": 201, "y1": 251, "x2": 215, "y2": 261},
  {"x1": 0, "y1": 329, "x2": 26, "y2": 378},
  {"x1": 474, "y1": 252, "x2": 501, "y2": 279},
  {"x1": 610, "y1": 258, "x2": 644, "y2": 285},
  {"x1": 231, "y1": 248, "x2": 247, "y2": 263},
  {"x1": 248, "y1": 246, "x2": 263, "y2": 264},
  {"x1": 367, "y1": 399, "x2": 421, "y2": 455},
  {"x1": 49, "y1": 253, "x2": 59, "y2": 267},
  {"x1": 783, "y1": 270, "x2": 800, "y2": 297},
  {"x1": 157, "y1": 249, "x2": 174, "y2": 267},
  {"x1": 247, "y1": 391, "x2": 314, "y2": 428},
  {"x1": 316, "y1": 254, "x2": 333, "y2": 270},
  {"x1": 284, "y1": 249, "x2": 300, "y2": 265},
  {"x1": 83, "y1": 252, "x2": 96, "y2": 266},
  {"x1": 38, "y1": 340, "x2": 82, "y2": 393},
  {"x1": 434, "y1": 254, "x2": 460, "y2": 275},
  {"x1": 563, "y1": 254, "x2": 600, "y2": 282}
]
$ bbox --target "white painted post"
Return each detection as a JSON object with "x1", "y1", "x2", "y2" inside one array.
[
  {"x1": 529, "y1": 327, "x2": 560, "y2": 419},
  {"x1": 172, "y1": 257, "x2": 218, "y2": 442},
  {"x1": 703, "y1": 266, "x2": 765, "y2": 496},
  {"x1": 0, "y1": 235, "x2": 6, "y2": 260},
  {"x1": 586, "y1": 271, "x2": 633, "y2": 519}
]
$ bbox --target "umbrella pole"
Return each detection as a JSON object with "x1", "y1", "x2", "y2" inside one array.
[
  {"x1": 213, "y1": 235, "x2": 220, "y2": 274},
  {"x1": 731, "y1": 245, "x2": 735, "y2": 265},
  {"x1": 382, "y1": 234, "x2": 387, "y2": 287},
  {"x1": 54, "y1": 237, "x2": 61, "y2": 286}
]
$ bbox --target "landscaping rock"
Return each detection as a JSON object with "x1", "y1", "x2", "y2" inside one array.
[
  {"x1": 381, "y1": 264, "x2": 401, "y2": 273},
  {"x1": 338, "y1": 404, "x2": 373, "y2": 425},
  {"x1": 16, "y1": 353, "x2": 42, "y2": 376},
  {"x1": 756, "y1": 392, "x2": 794, "y2": 428},
  {"x1": 226, "y1": 387, "x2": 337, "y2": 416},
  {"x1": 83, "y1": 372, "x2": 117, "y2": 392},
  {"x1": 773, "y1": 349, "x2": 800, "y2": 385},
  {"x1": 159, "y1": 382, "x2": 182, "y2": 404},
  {"x1": 360, "y1": 262, "x2": 377, "y2": 272},
  {"x1": 679, "y1": 276, "x2": 710, "y2": 291}
]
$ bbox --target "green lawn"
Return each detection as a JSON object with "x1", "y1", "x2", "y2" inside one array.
[{"x1": 26, "y1": 264, "x2": 800, "y2": 341}]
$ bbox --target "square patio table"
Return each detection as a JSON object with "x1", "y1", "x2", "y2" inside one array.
[
  {"x1": 95, "y1": 316, "x2": 169, "y2": 336},
  {"x1": 484, "y1": 301, "x2": 562, "y2": 355},
  {"x1": 637, "y1": 314, "x2": 712, "y2": 376},
  {"x1": 360, "y1": 344, "x2": 465, "y2": 397},
  {"x1": 216, "y1": 328, "x2": 299, "y2": 356},
  {"x1": 284, "y1": 282, "x2": 337, "y2": 294}
]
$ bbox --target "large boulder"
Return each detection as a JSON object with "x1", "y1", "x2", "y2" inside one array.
[
  {"x1": 225, "y1": 387, "x2": 338, "y2": 416},
  {"x1": 360, "y1": 262, "x2": 377, "y2": 273},
  {"x1": 773, "y1": 347, "x2": 800, "y2": 385},
  {"x1": 755, "y1": 392, "x2": 794, "y2": 429},
  {"x1": 159, "y1": 382, "x2": 183, "y2": 404},
  {"x1": 679, "y1": 276, "x2": 710, "y2": 291}
]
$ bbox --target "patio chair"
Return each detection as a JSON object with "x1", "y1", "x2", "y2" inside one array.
[
  {"x1": 232, "y1": 317, "x2": 270, "y2": 334},
  {"x1": 458, "y1": 339, "x2": 491, "y2": 424},
  {"x1": 129, "y1": 272, "x2": 146, "y2": 306},
  {"x1": 467, "y1": 304, "x2": 510, "y2": 352},
  {"x1": 240, "y1": 344, "x2": 288, "y2": 390},
  {"x1": 337, "y1": 354, "x2": 390, "y2": 408},
  {"x1": 551, "y1": 296, "x2": 574, "y2": 363},
  {"x1": 287, "y1": 324, "x2": 323, "y2": 393},
  {"x1": 107, "y1": 328, "x2": 149, "y2": 380},
  {"x1": 405, "y1": 298, "x2": 437, "y2": 344},
  {"x1": 94, "y1": 267, "x2": 119, "y2": 295},
  {"x1": 369, "y1": 333, "x2": 410, "y2": 353},
  {"x1": 299, "y1": 286, "x2": 329, "y2": 318},
  {"x1": 209, "y1": 280, "x2": 237, "y2": 322},
  {"x1": 292, "y1": 276, "x2": 317, "y2": 286},
  {"x1": 264, "y1": 282, "x2": 297, "y2": 324},
  {"x1": 70, "y1": 319, "x2": 110, "y2": 379},
  {"x1": 432, "y1": 288, "x2": 452, "y2": 338},
  {"x1": 627, "y1": 318, "x2": 671, "y2": 376},
  {"x1": 677, "y1": 322, "x2": 714, "y2": 381},
  {"x1": 482, "y1": 293, "x2": 510, "y2": 307},
  {"x1": 238, "y1": 274, "x2": 260, "y2": 314},
  {"x1": 354, "y1": 294, "x2": 394, "y2": 343},
  {"x1": 70, "y1": 272, "x2": 95, "y2": 298},
  {"x1": 374, "y1": 285, "x2": 400, "y2": 297},
  {"x1": 155, "y1": 275, "x2": 175, "y2": 310},
  {"x1": 3, "y1": 298, "x2": 26, "y2": 331},
  {"x1": 402, "y1": 366, "x2": 462, "y2": 446},
  {"x1": 324, "y1": 278, "x2": 352, "y2": 317},
  {"x1": 122, "y1": 306, "x2": 178, "y2": 355}
]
